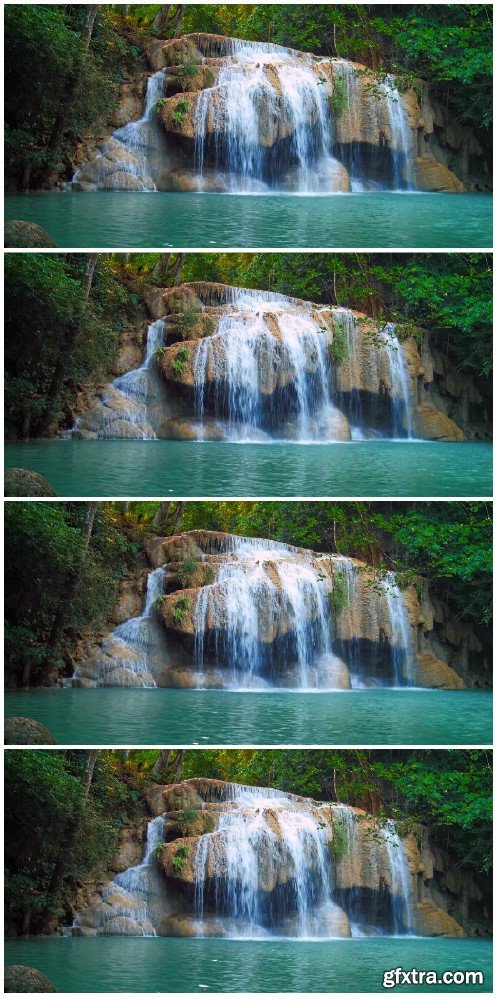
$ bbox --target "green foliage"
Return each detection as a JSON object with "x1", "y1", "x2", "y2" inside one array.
[
  {"x1": 172, "y1": 346, "x2": 190, "y2": 377},
  {"x1": 172, "y1": 843, "x2": 190, "y2": 871},
  {"x1": 178, "y1": 60, "x2": 199, "y2": 90},
  {"x1": 154, "y1": 97, "x2": 168, "y2": 115},
  {"x1": 179, "y1": 805, "x2": 199, "y2": 834},
  {"x1": 327, "y1": 815, "x2": 349, "y2": 860},
  {"x1": 4, "y1": 253, "x2": 141, "y2": 438},
  {"x1": 4, "y1": 6, "x2": 142, "y2": 187},
  {"x1": 327, "y1": 566, "x2": 348, "y2": 613},
  {"x1": 172, "y1": 98, "x2": 190, "y2": 125},
  {"x1": 153, "y1": 594, "x2": 166, "y2": 613},
  {"x1": 178, "y1": 556, "x2": 198, "y2": 585},
  {"x1": 154, "y1": 842, "x2": 166, "y2": 860},
  {"x1": 179, "y1": 307, "x2": 199, "y2": 329},
  {"x1": 328, "y1": 76, "x2": 348, "y2": 117},
  {"x1": 4, "y1": 750, "x2": 141, "y2": 932},
  {"x1": 153, "y1": 345, "x2": 166, "y2": 363},
  {"x1": 4, "y1": 503, "x2": 141, "y2": 686},
  {"x1": 172, "y1": 595, "x2": 190, "y2": 625}
]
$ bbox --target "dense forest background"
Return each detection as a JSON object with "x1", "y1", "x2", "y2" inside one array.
[
  {"x1": 5, "y1": 748, "x2": 492, "y2": 934},
  {"x1": 4, "y1": 500, "x2": 492, "y2": 688},
  {"x1": 5, "y1": 4, "x2": 492, "y2": 190},
  {"x1": 4, "y1": 252, "x2": 492, "y2": 440}
]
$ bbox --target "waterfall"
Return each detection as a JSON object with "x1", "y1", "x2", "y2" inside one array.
[
  {"x1": 70, "y1": 319, "x2": 166, "y2": 440},
  {"x1": 193, "y1": 538, "x2": 338, "y2": 688},
  {"x1": 382, "y1": 573, "x2": 414, "y2": 685},
  {"x1": 106, "y1": 568, "x2": 165, "y2": 687},
  {"x1": 381, "y1": 76, "x2": 414, "y2": 189},
  {"x1": 382, "y1": 821, "x2": 414, "y2": 933},
  {"x1": 73, "y1": 816, "x2": 167, "y2": 937},
  {"x1": 194, "y1": 785, "x2": 333, "y2": 936},
  {"x1": 380, "y1": 324, "x2": 414, "y2": 437},
  {"x1": 72, "y1": 780, "x2": 419, "y2": 940},
  {"x1": 194, "y1": 39, "x2": 333, "y2": 191},
  {"x1": 193, "y1": 289, "x2": 339, "y2": 440},
  {"x1": 111, "y1": 320, "x2": 166, "y2": 438},
  {"x1": 72, "y1": 72, "x2": 166, "y2": 190}
]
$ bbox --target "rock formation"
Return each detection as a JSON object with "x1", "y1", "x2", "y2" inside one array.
[
  {"x1": 71, "y1": 34, "x2": 488, "y2": 194},
  {"x1": 71, "y1": 283, "x2": 488, "y2": 443},
  {"x1": 74, "y1": 531, "x2": 487, "y2": 690},
  {"x1": 71, "y1": 779, "x2": 487, "y2": 940}
]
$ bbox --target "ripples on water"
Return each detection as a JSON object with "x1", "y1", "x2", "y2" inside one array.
[
  {"x1": 4, "y1": 440, "x2": 493, "y2": 497},
  {"x1": 4, "y1": 936, "x2": 493, "y2": 992},
  {"x1": 4, "y1": 191, "x2": 492, "y2": 248}
]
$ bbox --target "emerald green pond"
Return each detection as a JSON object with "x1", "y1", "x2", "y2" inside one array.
[
  {"x1": 4, "y1": 191, "x2": 492, "y2": 248},
  {"x1": 4, "y1": 440, "x2": 493, "y2": 498},
  {"x1": 4, "y1": 936, "x2": 492, "y2": 992},
  {"x1": 4, "y1": 688, "x2": 492, "y2": 746}
]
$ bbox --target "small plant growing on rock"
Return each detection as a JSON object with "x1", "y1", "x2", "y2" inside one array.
[
  {"x1": 178, "y1": 60, "x2": 198, "y2": 90},
  {"x1": 172, "y1": 98, "x2": 190, "y2": 126},
  {"x1": 172, "y1": 843, "x2": 190, "y2": 872},
  {"x1": 172, "y1": 346, "x2": 190, "y2": 377},
  {"x1": 154, "y1": 842, "x2": 166, "y2": 860},
  {"x1": 153, "y1": 594, "x2": 166, "y2": 613},
  {"x1": 179, "y1": 804, "x2": 198, "y2": 834},
  {"x1": 327, "y1": 815, "x2": 349, "y2": 860},
  {"x1": 153, "y1": 345, "x2": 166, "y2": 363},
  {"x1": 154, "y1": 98, "x2": 168, "y2": 116},
  {"x1": 179, "y1": 307, "x2": 198, "y2": 330},
  {"x1": 179, "y1": 556, "x2": 198, "y2": 585},
  {"x1": 328, "y1": 78, "x2": 348, "y2": 117},
  {"x1": 172, "y1": 595, "x2": 190, "y2": 625}
]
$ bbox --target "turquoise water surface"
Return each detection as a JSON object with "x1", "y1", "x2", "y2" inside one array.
[
  {"x1": 4, "y1": 440, "x2": 492, "y2": 498},
  {"x1": 5, "y1": 191, "x2": 492, "y2": 248},
  {"x1": 4, "y1": 688, "x2": 492, "y2": 746},
  {"x1": 3, "y1": 936, "x2": 492, "y2": 992}
]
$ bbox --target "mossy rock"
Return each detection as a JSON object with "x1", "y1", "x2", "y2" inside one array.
[
  {"x1": 4, "y1": 221, "x2": 57, "y2": 248},
  {"x1": 5, "y1": 966, "x2": 57, "y2": 992},
  {"x1": 4, "y1": 718, "x2": 57, "y2": 745},
  {"x1": 5, "y1": 469, "x2": 57, "y2": 497}
]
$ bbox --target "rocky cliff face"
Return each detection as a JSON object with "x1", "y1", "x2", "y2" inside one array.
[
  {"x1": 72, "y1": 33, "x2": 490, "y2": 194},
  {"x1": 74, "y1": 530, "x2": 489, "y2": 690},
  {"x1": 71, "y1": 778, "x2": 489, "y2": 940},
  {"x1": 72, "y1": 282, "x2": 490, "y2": 443}
]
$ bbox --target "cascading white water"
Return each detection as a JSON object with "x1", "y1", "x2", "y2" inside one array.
[
  {"x1": 107, "y1": 567, "x2": 165, "y2": 686},
  {"x1": 382, "y1": 572, "x2": 414, "y2": 684},
  {"x1": 194, "y1": 39, "x2": 333, "y2": 191},
  {"x1": 193, "y1": 537, "x2": 338, "y2": 688},
  {"x1": 73, "y1": 815, "x2": 167, "y2": 936},
  {"x1": 193, "y1": 289, "x2": 343, "y2": 440},
  {"x1": 111, "y1": 320, "x2": 166, "y2": 438},
  {"x1": 73, "y1": 72, "x2": 166, "y2": 190},
  {"x1": 382, "y1": 820, "x2": 414, "y2": 933},
  {"x1": 380, "y1": 323, "x2": 414, "y2": 437},
  {"x1": 194, "y1": 785, "x2": 333, "y2": 935},
  {"x1": 381, "y1": 76, "x2": 414, "y2": 189}
]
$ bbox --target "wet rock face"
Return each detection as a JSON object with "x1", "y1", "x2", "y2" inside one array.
[
  {"x1": 73, "y1": 529, "x2": 484, "y2": 690},
  {"x1": 73, "y1": 281, "x2": 487, "y2": 444}
]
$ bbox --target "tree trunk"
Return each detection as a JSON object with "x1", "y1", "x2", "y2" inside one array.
[
  {"x1": 40, "y1": 253, "x2": 98, "y2": 433},
  {"x1": 151, "y1": 501, "x2": 185, "y2": 535},
  {"x1": 151, "y1": 4, "x2": 184, "y2": 38},
  {"x1": 152, "y1": 749, "x2": 172, "y2": 780},
  {"x1": 44, "y1": 6, "x2": 99, "y2": 173},
  {"x1": 152, "y1": 252, "x2": 185, "y2": 286},
  {"x1": 46, "y1": 502, "x2": 99, "y2": 661},
  {"x1": 45, "y1": 751, "x2": 99, "y2": 907}
]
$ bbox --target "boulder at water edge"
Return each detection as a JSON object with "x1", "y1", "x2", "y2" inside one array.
[
  {"x1": 5, "y1": 221, "x2": 56, "y2": 248},
  {"x1": 4, "y1": 717, "x2": 57, "y2": 745},
  {"x1": 5, "y1": 966, "x2": 57, "y2": 992},
  {"x1": 4, "y1": 469, "x2": 57, "y2": 497}
]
